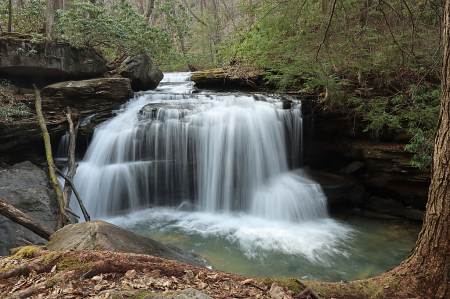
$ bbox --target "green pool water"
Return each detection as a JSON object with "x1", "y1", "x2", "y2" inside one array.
[{"x1": 104, "y1": 207, "x2": 421, "y2": 282}]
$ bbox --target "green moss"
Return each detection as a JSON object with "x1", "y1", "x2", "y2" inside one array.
[
  {"x1": 14, "y1": 246, "x2": 39, "y2": 259},
  {"x1": 137, "y1": 291, "x2": 151, "y2": 298},
  {"x1": 0, "y1": 265, "x2": 17, "y2": 273},
  {"x1": 41, "y1": 251, "x2": 61, "y2": 266},
  {"x1": 45, "y1": 235, "x2": 59, "y2": 248},
  {"x1": 56, "y1": 256, "x2": 92, "y2": 272},
  {"x1": 257, "y1": 277, "x2": 303, "y2": 294},
  {"x1": 45, "y1": 278, "x2": 61, "y2": 288}
]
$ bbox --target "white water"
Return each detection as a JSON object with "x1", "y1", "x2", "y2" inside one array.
[
  {"x1": 71, "y1": 72, "x2": 326, "y2": 220},
  {"x1": 67, "y1": 72, "x2": 359, "y2": 274}
]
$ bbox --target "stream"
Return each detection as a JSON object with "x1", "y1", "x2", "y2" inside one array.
[{"x1": 64, "y1": 72, "x2": 421, "y2": 281}]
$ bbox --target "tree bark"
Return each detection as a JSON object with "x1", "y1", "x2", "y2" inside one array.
[
  {"x1": 144, "y1": 0, "x2": 155, "y2": 21},
  {"x1": 45, "y1": 0, "x2": 56, "y2": 41},
  {"x1": 0, "y1": 197, "x2": 55, "y2": 241},
  {"x1": 386, "y1": 0, "x2": 450, "y2": 297},
  {"x1": 34, "y1": 86, "x2": 70, "y2": 227},
  {"x1": 8, "y1": 0, "x2": 12, "y2": 32},
  {"x1": 62, "y1": 107, "x2": 78, "y2": 209}
]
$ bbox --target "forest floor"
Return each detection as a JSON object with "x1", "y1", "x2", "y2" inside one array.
[{"x1": 0, "y1": 246, "x2": 411, "y2": 299}]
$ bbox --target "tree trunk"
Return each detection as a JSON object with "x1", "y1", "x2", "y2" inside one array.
[
  {"x1": 322, "y1": 0, "x2": 328, "y2": 15},
  {"x1": 45, "y1": 0, "x2": 56, "y2": 41},
  {"x1": 8, "y1": 0, "x2": 12, "y2": 32},
  {"x1": 385, "y1": 1, "x2": 450, "y2": 297},
  {"x1": 248, "y1": 0, "x2": 254, "y2": 25},
  {"x1": 0, "y1": 197, "x2": 55, "y2": 241},
  {"x1": 34, "y1": 86, "x2": 70, "y2": 227}
]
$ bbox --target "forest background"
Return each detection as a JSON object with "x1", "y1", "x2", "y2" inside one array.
[{"x1": 0, "y1": 0, "x2": 445, "y2": 168}]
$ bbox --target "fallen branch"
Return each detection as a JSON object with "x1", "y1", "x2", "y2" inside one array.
[
  {"x1": 293, "y1": 278, "x2": 322, "y2": 299},
  {"x1": 34, "y1": 85, "x2": 70, "y2": 227},
  {"x1": 64, "y1": 207, "x2": 80, "y2": 219},
  {"x1": 0, "y1": 196, "x2": 54, "y2": 240},
  {"x1": 55, "y1": 168, "x2": 90, "y2": 222}
]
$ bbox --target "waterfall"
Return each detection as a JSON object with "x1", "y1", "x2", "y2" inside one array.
[{"x1": 70, "y1": 73, "x2": 328, "y2": 222}]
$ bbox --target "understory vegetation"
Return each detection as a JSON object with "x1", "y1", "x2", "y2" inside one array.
[{"x1": 0, "y1": 0, "x2": 443, "y2": 168}]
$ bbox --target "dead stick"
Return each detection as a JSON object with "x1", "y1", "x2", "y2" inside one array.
[
  {"x1": 34, "y1": 85, "x2": 70, "y2": 226},
  {"x1": 64, "y1": 207, "x2": 80, "y2": 219},
  {"x1": 62, "y1": 107, "x2": 79, "y2": 208},
  {"x1": 0, "y1": 197, "x2": 54, "y2": 240},
  {"x1": 55, "y1": 168, "x2": 90, "y2": 222},
  {"x1": 298, "y1": 287, "x2": 322, "y2": 299}
]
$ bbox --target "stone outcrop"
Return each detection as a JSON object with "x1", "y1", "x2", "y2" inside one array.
[
  {"x1": 0, "y1": 78, "x2": 133, "y2": 152},
  {"x1": 46, "y1": 220, "x2": 207, "y2": 268},
  {"x1": 0, "y1": 38, "x2": 106, "y2": 86},
  {"x1": 305, "y1": 109, "x2": 430, "y2": 210},
  {"x1": 298, "y1": 169, "x2": 365, "y2": 205},
  {"x1": 119, "y1": 54, "x2": 163, "y2": 91},
  {"x1": 191, "y1": 68, "x2": 261, "y2": 90},
  {"x1": 0, "y1": 161, "x2": 58, "y2": 255}
]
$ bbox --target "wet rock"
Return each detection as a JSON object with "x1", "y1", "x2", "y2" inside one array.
[
  {"x1": 119, "y1": 54, "x2": 163, "y2": 91},
  {"x1": 0, "y1": 39, "x2": 106, "y2": 84},
  {"x1": 42, "y1": 78, "x2": 133, "y2": 111},
  {"x1": 298, "y1": 169, "x2": 365, "y2": 205},
  {"x1": 191, "y1": 68, "x2": 259, "y2": 90},
  {"x1": 365, "y1": 196, "x2": 425, "y2": 221},
  {"x1": 305, "y1": 111, "x2": 430, "y2": 209},
  {"x1": 46, "y1": 220, "x2": 207, "y2": 268},
  {"x1": 0, "y1": 161, "x2": 58, "y2": 256},
  {"x1": 341, "y1": 161, "x2": 365, "y2": 173},
  {"x1": 0, "y1": 78, "x2": 133, "y2": 152}
]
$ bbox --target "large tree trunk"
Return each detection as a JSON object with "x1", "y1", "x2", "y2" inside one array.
[
  {"x1": 385, "y1": 1, "x2": 450, "y2": 297},
  {"x1": 45, "y1": 0, "x2": 56, "y2": 41}
]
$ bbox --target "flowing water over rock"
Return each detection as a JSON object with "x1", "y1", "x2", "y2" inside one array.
[{"x1": 68, "y1": 72, "x2": 420, "y2": 281}]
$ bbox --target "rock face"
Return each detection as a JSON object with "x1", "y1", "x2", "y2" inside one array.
[
  {"x1": 191, "y1": 68, "x2": 261, "y2": 90},
  {"x1": 0, "y1": 78, "x2": 133, "y2": 152},
  {"x1": 119, "y1": 54, "x2": 163, "y2": 91},
  {"x1": 46, "y1": 220, "x2": 207, "y2": 268},
  {"x1": 0, "y1": 38, "x2": 106, "y2": 84},
  {"x1": 42, "y1": 78, "x2": 134, "y2": 113},
  {"x1": 0, "y1": 161, "x2": 58, "y2": 256},
  {"x1": 304, "y1": 110, "x2": 430, "y2": 210},
  {"x1": 298, "y1": 169, "x2": 365, "y2": 205}
]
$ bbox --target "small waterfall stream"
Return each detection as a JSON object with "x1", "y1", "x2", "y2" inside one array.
[
  {"x1": 63, "y1": 73, "x2": 420, "y2": 281},
  {"x1": 72, "y1": 73, "x2": 326, "y2": 221}
]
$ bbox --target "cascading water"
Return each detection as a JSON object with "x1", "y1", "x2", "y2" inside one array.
[
  {"x1": 72, "y1": 72, "x2": 325, "y2": 221},
  {"x1": 65, "y1": 73, "x2": 420, "y2": 281}
]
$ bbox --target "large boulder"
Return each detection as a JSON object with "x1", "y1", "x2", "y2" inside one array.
[
  {"x1": 42, "y1": 77, "x2": 134, "y2": 113},
  {"x1": 0, "y1": 78, "x2": 133, "y2": 152},
  {"x1": 119, "y1": 54, "x2": 163, "y2": 91},
  {"x1": 0, "y1": 38, "x2": 106, "y2": 84},
  {"x1": 0, "y1": 161, "x2": 58, "y2": 256},
  {"x1": 46, "y1": 220, "x2": 207, "y2": 268}
]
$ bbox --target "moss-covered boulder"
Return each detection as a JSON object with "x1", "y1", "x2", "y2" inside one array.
[
  {"x1": 191, "y1": 68, "x2": 261, "y2": 90},
  {"x1": 119, "y1": 54, "x2": 163, "y2": 91},
  {"x1": 46, "y1": 220, "x2": 207, "y2": 268},
  {"x1": 0, "y1": 161, "x2": 58, "y2": 256}
]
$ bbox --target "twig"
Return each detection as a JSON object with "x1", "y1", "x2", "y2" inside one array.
[
  {"x1": 64, "y1": 208, "x2": 80, "y2": 219},
  {"x1": 314, "y1": 0, "x2": 338, "y2": 63},
  {"x1": 55, "y1": 168, "x2": 90, "y2": 222}
]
